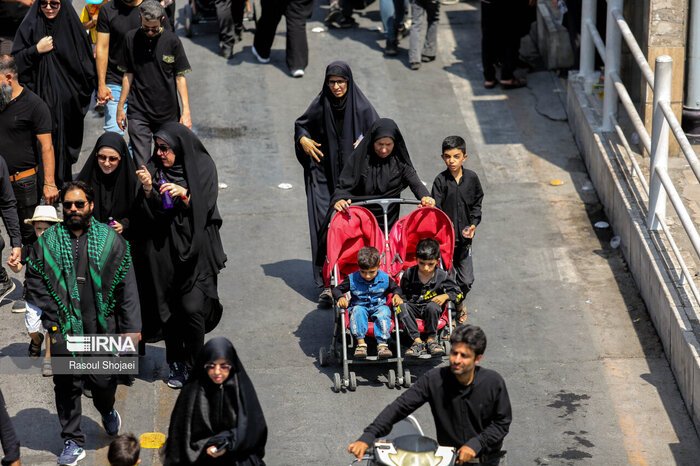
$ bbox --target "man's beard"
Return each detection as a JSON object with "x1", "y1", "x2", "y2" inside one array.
[
  {"x1": 0, "y1": 84, "x2": 13, "y2": 111},
  {"x1": 65, "y1": 210, "x2": 93, "y2": 231}
]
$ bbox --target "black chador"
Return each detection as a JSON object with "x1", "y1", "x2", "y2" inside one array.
[
  {"x1": 12, "y1": 1, "x2": 95, "y2": 187},
  {"x1": 294, "y1": 61, "x2": 378, "y2": 285}
]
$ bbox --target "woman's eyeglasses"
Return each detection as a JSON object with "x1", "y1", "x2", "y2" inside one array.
[
  {"x1": 62, "y1": 200, "x2": 87, "y2": 209},
  {"x1": 328, "y1": 79, "x2": 347, "y2": 88},
  {"x1": 204, "y1": 363, "x2": 232, "y2": 371},
  {"x1": 156, "y1": 145, "x2": 171, "y2": 153},
  {"x1": 97, "y1": 154, "x2": 120, "y2": 163},
  {"x1": 40, "y1": 1, "x2": 60, "y2": 8}
]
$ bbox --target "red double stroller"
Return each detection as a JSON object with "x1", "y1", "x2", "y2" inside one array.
[{"x1": 319, "y1": 199, "x2": 456, "y2": 393}]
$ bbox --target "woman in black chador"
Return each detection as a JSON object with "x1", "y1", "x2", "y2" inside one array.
[
  {"x1": 330, "y1": 117, "x2": 435, "y2": 228},
  {"x1": 135, "y1": 122, "x2": 227, "y2": 389},
  {"x1": 164, "y1": 337, "x2": 267, "y2": 465},
  {"x1": 12, "y1": 0, "x2": 95, "y2": 187},
  {"x1": 294, "y1": 61, "x2": 379, "y2": 294},
  {"x1": 77, "y1": 132, "x2": 138, "y2": 237}
]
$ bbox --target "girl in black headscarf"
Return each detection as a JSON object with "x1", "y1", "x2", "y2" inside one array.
[
  {"x1": 135, "y1": 122, "x2": 227, "y2": 388},
  {"x1": 164, "y1": 337, "x2": 267, "y2": 465},
  {"x1": 12, "y1": 0, "x2": 96, "y2": 187},
  {"x1": 77, "y1": 132, "x2": 138, "y2": 237},
  {"x1": 294, "y1": 61, "x2": 379, "y2": 289},
  {"x1": 331, "y1": 117, "x2": 435, "y2": 229}
]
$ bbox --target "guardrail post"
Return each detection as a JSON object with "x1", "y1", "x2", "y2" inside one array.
[
  {"x1": 602, "y1": 0, "x2": 623, "y2": 130},
  {"x1": 579, "y1": 0, "x2": 597, "y2": 92},
  {"x1": 648, "y1": 56, "x2": 673, "y2": 231}
]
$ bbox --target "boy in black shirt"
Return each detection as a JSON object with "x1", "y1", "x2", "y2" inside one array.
[
  {"x1": 399, "y1": 238, "x2": 461, "y2": 358},
  {"x1": 116, "y1": 0, "x2": 191, "y2": 166},
  {"x1": 431, "y1": 136, "x2": 483, "y2": 325}
]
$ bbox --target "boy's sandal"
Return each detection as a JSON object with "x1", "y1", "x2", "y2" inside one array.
[
  {"x1": 354, "y1": 343, "x2": 368, "y2": 359},
  {"x1": 42, "y1": 358, "x2": 53, "y2": 377},
  {"x1": 405, "y1": 341, "x2": 425, "y2": 358},
  {"x1": 28, "y1": 333, "x2": 44, "y2": 358},
  {"x1": 377, "y1": 344, "x2": 392, "y2": 359},
  {"x1": 427, "y1": 339, "x2": 445, "y2": 356},
  {"x1": 500, "y1": 77, "x2": 527, "y2": 89},
  {"x1": 457, "y1": 307, "x2": 468, "y2": 324}
]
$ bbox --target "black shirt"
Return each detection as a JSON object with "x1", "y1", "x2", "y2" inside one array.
[
  {"x1": 0, "y1": 2, "x2": 29, "y2": 37},
  {"x1": 119, "y1": 28, "x2": 191, "y2": 123},
  {"x1": 0, "y1": 87, "x2": 52, "y2": 174},
  {"x1": 431, "y1": 169, "x2": 484, "y2": 246},
  {"x1": 358, "y1": 366, "x2": 512, "y2": 456},
  {"x1": 96, "y1": 0, "x2": 142, "y2": 86},
  {"x1": 400, "y1": 266, "x2": 461, "y2": 304}
]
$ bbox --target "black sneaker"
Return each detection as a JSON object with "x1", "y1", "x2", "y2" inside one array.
[
  {"x1": 167, "y1": 362, "x2": 188, "y2": 389},
  {"x1": 0, "y1": 272, "x2": 16, "y2": 302},
  {"x1": 324, "y1": 6, "x2": 342, "y2": 25},
  {"x1": 384, "y1": 40, "x2": 398, "y2": 56},
  {"x1": 318, "y1": 288, "x2": 333, "y2": 307},
  {"x1": 101, "y1": 408, "x2": 121, "y2": 436},
  {"x1": 421, "y1": 55, "x2": 436, "y2": 63},
  {"x1": 221, "y1": 45, "x2": 234, "y2": 59},
  {"x1": 331, "y1": 15, "x2": 358, "y2": 29}
]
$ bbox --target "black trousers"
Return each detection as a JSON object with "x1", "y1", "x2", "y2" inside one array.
[
  {"x1": 215, "y1": 0, "x2": 246, "y2": 47},
  {"x1": 480, "y1": 1, "x2": 520, "y2": 82},
  {"x1": 398, "y1": 301, "x2": 441, "y2": 340},
  {"x1": 164, "y1": 285, "x2": 207, "y2": 369},
  {"x1": 53, "y1": 373, "x2": 117, "y2": 446},
  {"x1": 127, "y1": 117, "x2": 162, "y2": 168},
  {"x1": 452, "y1": 242, "x2": 474, "y2": 296},
  {"x1": 11, "y1": 173, "x2": 41, "y2": 245},
  {"x1": 253, "y1": 0, "x2": 314, "y2": 71}
]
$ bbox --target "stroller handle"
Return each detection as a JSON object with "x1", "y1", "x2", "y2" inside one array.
[{"x1": 350, "y1": 198, "x2": 422, "y2": 214}]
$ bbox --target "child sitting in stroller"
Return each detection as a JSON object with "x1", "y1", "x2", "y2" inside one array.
[
  {"x1": 399, "y1": 238, "x2": 462, "y2": 358},
  {"x1": 333, "y1": 246, "x2": 404, "y2": 359}
]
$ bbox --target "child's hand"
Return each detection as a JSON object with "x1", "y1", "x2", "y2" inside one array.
[
  {"x1": 462, "y1": 225, "x2": 476, "y2": 239},
  {"x1": 337, "y1": 296, "x2": 348, "y2": 309},
  {"x1": 392, "y1": 295, "x2": 403, "y2": 307},
  {"x1": 420, "y1": 196, "x2": 435, "y2": 207},
  {"x1": 431, "y1": 294, "x2": 448, "y2": 306}
]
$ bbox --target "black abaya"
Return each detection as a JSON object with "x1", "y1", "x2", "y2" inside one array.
[
  {"x1": 12, "y1": 1, "x2": 95, "y2": 187},
  {"x1": 77, "y1": 132, "x2": 138, "y2": 237},
  {"x1": 164, "y1": 338, "x2": 267, "y2": 465},
  {"x1": 294, "y1": 61, "x2": 378, "y2": 285},
  {"x1": 135, "y1": 122, "x2": 226, "y2": 345}
]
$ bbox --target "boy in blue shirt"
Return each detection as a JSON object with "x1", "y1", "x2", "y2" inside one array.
[
  {"x1": 333, "y1": 246, "x2": 403, "y2": 359},
  {"x1": 431, "y1": 136, "x2": 484, "y2": 325}
]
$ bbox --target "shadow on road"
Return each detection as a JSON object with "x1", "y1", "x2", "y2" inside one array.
[{"x1": 260, "y1": 259, "x2": 319, "y2": 301}]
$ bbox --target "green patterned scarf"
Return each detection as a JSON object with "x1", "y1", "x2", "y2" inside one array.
[{"x1": 27, "y1": 221, "x2": 131, "y2": 335}]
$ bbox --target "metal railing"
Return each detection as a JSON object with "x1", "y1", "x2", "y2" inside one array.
[{"x1": 578, "y1": 0, "x2": 700, "y2": 312}]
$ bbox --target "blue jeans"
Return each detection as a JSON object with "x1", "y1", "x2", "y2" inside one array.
[
  {"x1": 380, "y1": 0, "x2": 407, "y2": 41},
  {"x1": 104, "y1": 84, "x2": 125, "y2": 135},
  {"x1": 350, "y1": 304, "x2": 391, "y2": 343}
]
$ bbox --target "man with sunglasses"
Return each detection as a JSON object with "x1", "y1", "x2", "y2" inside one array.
[
  {"x1": 25, "y1": 181, "x2": 141, "y2": 466},
  {"x1": 116, "y1": 0, "x2": 191, "y2": 166}
]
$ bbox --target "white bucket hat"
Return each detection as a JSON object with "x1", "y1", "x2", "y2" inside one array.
[{"x1": 24, "y1": 205, "x2": 62, "y2": 225}]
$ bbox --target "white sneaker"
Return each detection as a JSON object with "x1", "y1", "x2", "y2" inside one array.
[
  {"x1": 251, "y1": 46, "x2": 270, "y2": 64},
  {"x1": 291, "y1": 69, "x2": 305, "y2": 78}
]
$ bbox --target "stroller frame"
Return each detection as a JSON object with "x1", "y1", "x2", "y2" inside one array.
[{"x1": 320, "y1": 199, "x2": 421, "y2": 392}]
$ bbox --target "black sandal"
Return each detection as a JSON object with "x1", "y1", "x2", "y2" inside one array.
[
  {"x1": 405, "y1": 341, "x2": 425, "y2": 358},
  {"x1": 28, "y1": 333, "x2": 44, "y2": 358},
  {"x1": 484, "y1": 80, "x2": 497, "y2": 89},
  {"x1": 500, "y1": 77, "x2": 527, "y2": 89},
  {"x1": 427, "y1": 339, "x2": 445, "y2": 356}
]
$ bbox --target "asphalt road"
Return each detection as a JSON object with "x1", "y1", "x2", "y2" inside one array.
[{"x1": 1, "y1": 0, "x2": 700, "y2": 465}]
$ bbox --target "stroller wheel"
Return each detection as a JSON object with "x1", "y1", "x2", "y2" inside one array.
[
  {"x1": 318, "y1": 346, "x2": 328, "y2": 367},
  {"x1": 349, "y1": 372, "x2": 357, "y2": 391},
  {"x1": 442, "y1": 340, "x2": 451, "y2": 355},
  {"x1": 333, "y1": 372, "x2": 342, "y2": 393},
  {"x1": 387, "y1": 369, "x2": 396, "y2": 389},
  {"x1": 403, "y1": 370, "x2": 411, "y2": 388}
]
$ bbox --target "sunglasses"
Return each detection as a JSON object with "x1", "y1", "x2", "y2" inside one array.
[
  {"x1": 156, "y1": 144, "x2": 171, "y2": 153},
  {"x1": 62, "y1": 200, "x2": 87, "y2": 209},
  {"x1": 142, "y1": 25, "x2": 161, "y2": 33},
  {"x1": 328, "y1": 79, "x2": 347, "y2": 87},
  {"x1": 40, "y1": 1, "x2": 60, "y2": 8},
  {"x1": 204, "y1": 363, "x2": 232, "y2": 371},
  {"x1": 97, "y1": 154, "x2": 120, "y2": 163}
]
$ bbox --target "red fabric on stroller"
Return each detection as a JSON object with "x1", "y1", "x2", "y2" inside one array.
[
  {"x1": 389, "y1": 207, "x2": 456, "y2": 335},
  {"x1": 323, "y1": 205, "x2": 385, "y2": 287}
]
